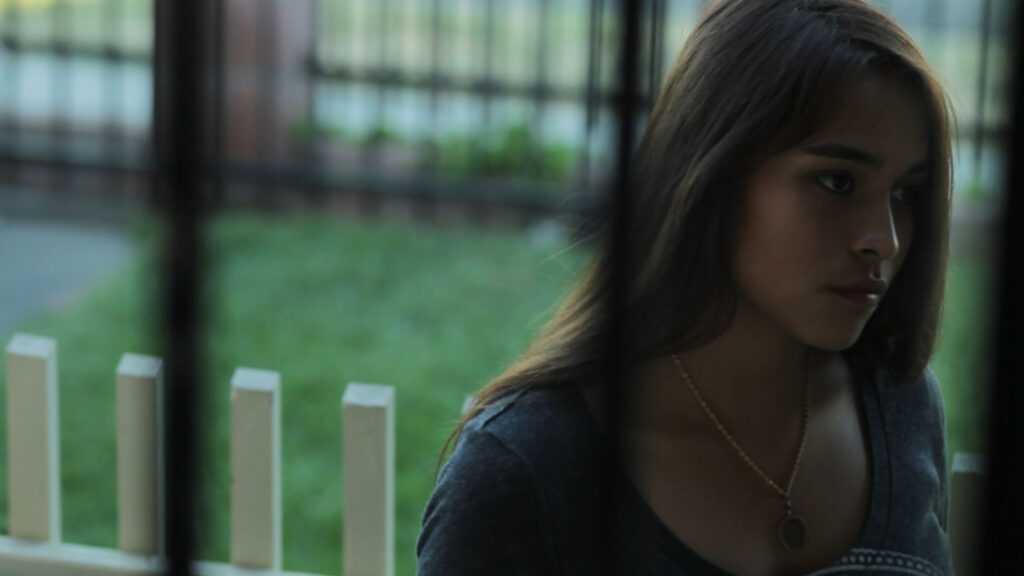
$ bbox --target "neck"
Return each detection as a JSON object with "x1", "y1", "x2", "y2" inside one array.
[
  {"x1": 681, "y1": 325, "x2": 809, "y2": 412},
  {"x1": 626, "y1": 302, "x2": 819, "y2": 436}
]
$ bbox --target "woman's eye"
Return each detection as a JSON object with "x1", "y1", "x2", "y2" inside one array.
[
  {"x1": 892, "y1": 185, "x2": 918, "y2": 204},
  {"x1": 817, "y1": 174, "x2": 853, "y2": 193}
]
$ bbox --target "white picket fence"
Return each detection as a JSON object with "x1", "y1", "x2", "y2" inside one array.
[
  {"x1": 1, "y1": 333, "x2": 393, "y2": 576},
  {"x1": 0, "y1": 333, "x2": 986, "y2": 576}
]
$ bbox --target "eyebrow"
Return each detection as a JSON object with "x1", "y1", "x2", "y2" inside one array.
[{"x1": 802, "y1": 143, "x2": 928, "y2": 175}]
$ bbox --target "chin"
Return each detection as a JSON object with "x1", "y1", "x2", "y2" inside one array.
[
  {"x1": 804, "y1": 324, "x2": 869, "y2": 352},
  {"x1": 813, "y1": 337, "x2": 861, "y2": 352}
]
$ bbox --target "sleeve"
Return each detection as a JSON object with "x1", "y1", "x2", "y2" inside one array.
[
  {"x1": 416, "y1": 426, "x2": 558, "y2": 576},
  {"x1": 924, "y1": 366, "x2": 950, "y2": 531}
]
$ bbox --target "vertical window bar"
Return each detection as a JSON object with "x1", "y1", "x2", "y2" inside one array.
[
  {"x1": 603, "y1": 0, "x2": 642, "y2": 556},
  {"x1": 1, "y1": 1, "x2": 21, "y2": 188},
  {"x1": 52, "y1": 0, "x2": 71, "y2": 194},
  {"x1": 428, "y1": 0, "x2": 443, "y2": 213},
  {"x1": 645, "y1": 0, "x2": 654, "y2": 102},
  {"x1": 351, "y1": 0, "x2": 360, "y2": 72},
  {"x1": 974, "y1": 0, "x2": 993, "y2": 174},
  {"x1": 429, "y1": 0, "x2": 442, "y2": 149},
  {"x1": 374, "y1": 0, "x2": 389, "y2": 168},
  {"x1": 212, "y1": 0, "x2": 226, "y2": 210},
  {"x1": 320, "y1": 0, "x2": 332, "y2": 65},
  {"x1": 341, "y1": 0, "x2": 357, "y2": 207},
  {"x1": 153, "y1": 0, "x2": 165, "y2": 209},
  {"x1": 259, "y1": 0, "x2": 275, "y2": 200},
  {"x1": 155, "y1": 0, "x2": 205, "y2": 572},
  {"x1": 583, "y1": 0, "x2": 605, "y2": 196},
  {"x1": 359, "y1": 0, "x2": 386, "y2": 213},
  {"x1": 304, "y1": 0, "x2": 321, "y2": 206},
  {"x1": 980, "y1": 2, "x2": 1024, "y2": 572},
  {"x1": 102, "y1": 0, "x2": 124, "y2": 197},
  {"x1": 404, "y1": 0, "x2": 426, "y2": 216},
  {"x1": 534, "y1": 0, "x2": 551, "y2": 181},
  {"x1": 481, "y1": 0, "x2": 495, "y2": 133},
  {"x1": 647, "y1": 0, "x2": 665, "y2": 104},
  {"x1": 456, "y1": 0, "x2": 479, "y2": 196}
]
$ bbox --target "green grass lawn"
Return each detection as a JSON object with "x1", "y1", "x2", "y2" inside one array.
[
  {"x1": 0, "y1": 211, "x2": 991, "y2": 575},
  {"x1": 0, "y1": 211, "x2": 588, "y2": 576}
]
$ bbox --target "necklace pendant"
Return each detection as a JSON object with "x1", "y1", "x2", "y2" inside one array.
[{"x1": 778, "y1": 514, "x2": 806, "y2": 551}]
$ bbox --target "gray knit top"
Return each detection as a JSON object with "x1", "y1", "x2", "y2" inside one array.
[{"x1": 416, "y1": 363, "x2": 952, "y2": 575}]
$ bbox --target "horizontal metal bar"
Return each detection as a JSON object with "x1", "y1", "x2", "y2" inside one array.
[
  {"x1": 0, "y1": 117, "x2": 1007, "y2": 175},
  {"x1": 0, "y1": 135, "x2": 153, "y2": 175},
  {"x1": 309, "y1": 58, "x2": 653, "y2": 108},
  {"x1": 0, "y1": 150, "x2": 597, "y2": 214},
  {"x1": 0, "y1": 38, "x2": 149, "y2": 63},
  {"x1": 217, "y1": 160, "x2": 596, "y2": 213}
]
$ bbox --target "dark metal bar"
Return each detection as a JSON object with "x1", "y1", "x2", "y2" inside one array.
[
  {"x1": 350, "y1": 0, "x2": 359, "y2": 70},
  {"x1": 212, "y1": 0, "x2": 226, "y2": 209},
  {"x1": 979, "y1": 1, "x2": 1024, "y2": 573},
  {"x1": 378, "y1": 0, "x2": 389, "y2": 70},
  {"x1": 152, "y1": 0, "x2": 165, "y2": 202},
  {"x1": 603, "y1": 0, "x2": 643, "y2": 554},
  {"x1": 260, "y1": 0, "x2": 275, "y2": 192},
  {"x1": 0, "y1": 150, "x2": 151, "y2": 175},
  {"x1": 321, "y1": 0, "x2": 332, "y2": 64},
  {"x1": 424, "y1": 0, "x2": 444, "y2": 220},
  {"x1": 5, "y1": 115, "x2": 1002, "y2": 188},
  {"x1": 102, "y1": 0, "x2": 126, "y2": 197},
  {"x1": 374, "y1": 0, "x2": 389, "y2": 148},
  {"x1": 155, "y1": 0, "x2": 205, "y2": 572},
  {"x1": 394, "y1": 0, "x2": 424, "y2": 217},
  {"x1": 533, "y1": 0, "x2": 551, "y2": 179},
  {"x1": 974, "y1": 0, "x2": 993, "y2": 173},
  {"x1": 358, "y1": 0, "x2": 387, "y2": 212},
  {"x1": 0, "y1": 38, "x2": 148, "y2": 62},
  {"x1": 457, "y1": 0, "x2": 484, "y2": 204},
  {"x1": 582, "y1": 0, "x2": 605, "y2": 195},
  {"x1": 585, "y1": 0, "x2": 604, "y2": 131},
  {"x1": 481, "y1": 0, "x2": 496, "y2": 131},
  {"x1": 51, "y1": 0, "x2": 72, "y2": 194},
  {"x1": 646, "y1": 0, "x2": 655, "y2": 100},
  {"x1": 303, "y1": 0, "x2": 322, "y2": 205},
  {"x1": 0, "y1": 1, "x2": 22, "y2": 190},
  {"x1": 430, "y1": 0, "x2": 442, "y2": 165},
  {"x1": 350, "y1": 0, "x2": 359, "y2": 71},
  {"x1": 309, "y1": 61, "x2": 644, "y2": 106},
  {"x1": 215, "y1": 159, "x2": 581, "y2": 211},
  {"x1": 648, "y1": 0, "x2": 665, "y2": 101}
]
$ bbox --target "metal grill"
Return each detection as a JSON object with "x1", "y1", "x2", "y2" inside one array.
[{"x1": 0, "y1": 0, "x2": 1009, "y2": 223}]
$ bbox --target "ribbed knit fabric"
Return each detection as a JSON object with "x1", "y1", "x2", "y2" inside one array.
[{"x1": 416, "y1": 365, "x2": 951, "y2": 575}]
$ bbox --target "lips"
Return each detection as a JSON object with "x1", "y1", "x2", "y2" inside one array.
[{"x1": 829, "y1": 278, "x2": 887, "y2": 306}]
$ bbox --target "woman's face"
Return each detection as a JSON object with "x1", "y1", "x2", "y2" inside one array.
[{"x1": 731, "y1": 72, "x2": 929, "y2": 351}]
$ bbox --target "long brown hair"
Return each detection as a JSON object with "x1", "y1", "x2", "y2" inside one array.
[{"x1": 440, "y1": 0, "x2": 954, "y2": 468}]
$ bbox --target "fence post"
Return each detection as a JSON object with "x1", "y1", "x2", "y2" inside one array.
[
  {"x1": 5, "y1": 334, "x2": 61, "y2": 542},
  {"x1": 116, "y1": 353, "x2": 165, "y2": 557},
  {"x1": 342, "y1": 383, "x2": 394, "y2": 576},
  {"x1": 230, "y1": 368, "x2": 282, "y2": 571},
  {"x1": 950, "y1": 452, "x2": 986, "y2": 576}
]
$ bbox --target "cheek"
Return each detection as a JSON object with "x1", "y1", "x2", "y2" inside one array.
[{"x1": 732, "y1": 189, "x2": 822, "y2": 283}]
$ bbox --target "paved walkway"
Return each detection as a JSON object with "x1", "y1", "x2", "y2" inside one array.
[{"x1": 0, "y1": 215, "x2": 137, "y2": 343}]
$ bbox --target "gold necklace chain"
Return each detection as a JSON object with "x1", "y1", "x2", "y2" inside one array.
[{"x1": 670, "y1": 352, "x2": 812, "y2": 501}]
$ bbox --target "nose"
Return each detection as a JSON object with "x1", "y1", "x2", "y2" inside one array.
[{"x1": 850, "y1": 200, "x2": 901, "y2": 262}]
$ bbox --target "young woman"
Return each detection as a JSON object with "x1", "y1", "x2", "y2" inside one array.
[{"x1": 417, "y1": 0, "x2": 954, "y2": 574}]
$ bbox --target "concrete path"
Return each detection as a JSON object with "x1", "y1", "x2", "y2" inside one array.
[{"x1": 0, "y1": 215, "x2": 137, "y2": 342}]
